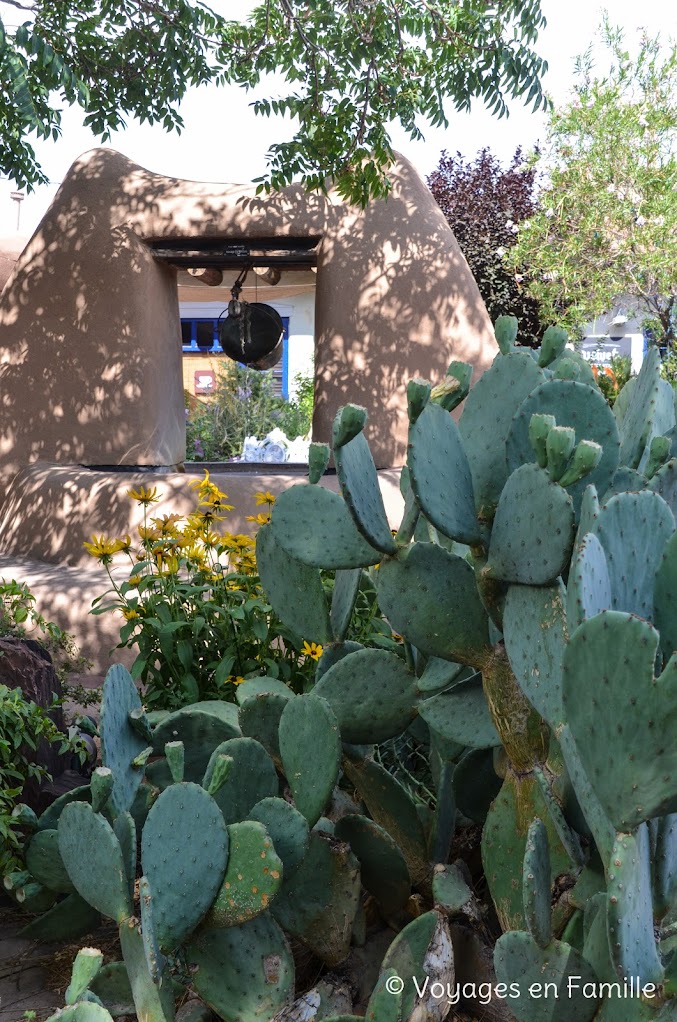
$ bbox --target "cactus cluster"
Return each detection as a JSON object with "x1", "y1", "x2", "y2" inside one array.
[{"x1": 17, "y1": 321, "x2": 677, "y2": 1022}]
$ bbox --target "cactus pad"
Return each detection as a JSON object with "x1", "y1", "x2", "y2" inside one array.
[
  {"x1": 650, "y1": 813, "x2": 677, "y2": 921},
  {"x1": 333, "y1": 408, "x2": 398, "y2": 554},
  {"x1": 432, "y1": 864, "x2": 473, "y2": 914},
  {"x1": 557, "y1": 725, "x2": 615, "y2": 866},
  {"x1": 380, "y1": 910, "x2": 454, "y2": 1020},
  {"x1": 418, "y1": 673, "x2": 500, "y2": 749},
  {"x1": 138, "y1": 875, "x2": 165, "y2": 981},
  {"x1": 18, "y1": 891, "x2": 101, "y2": 941},
  {"x1": 202, "y1": 737, "x2": 279, "y2": 825},
  {"x1": 618, "y1": 346, "x2": 673, "y2": 470},
  {"x1": 256, "y1": 524, "x2": 333, "y2": 644},
  {"x1": 206, "y1": 820, "x2": 283, "y2": 927},
  {"x1": 485, "y1": 463, "x2": 575, "y2": 584},
  {"x1": 482, "y1": 772, "x2": 572, "y2": 933},
  {"x1": 279, "y1": 695, "x2": 341, "y2": 826},
  {"x1": 89, "y1": 962, "x2": 135, "y2": 1017},
  {"x1": 58, "y1": 802, "x2": 132, "y2": 923},
  {"x1": 416, "y1": 658, "x2": 465, "y2": 694},
  {"x1": 248, "y1": 798, "x2": 309, "y2": 879},
  {"x1": 149, "y1": 700, "x2": 240, "y2": 787},
  {"x1": 330, "y1": 569, "x2": 363, "y2": 642},
  {"x1": 271, "y1": 831, "x2": 361, "y2": 966},
  {"x1": 313, "y1": 648, "x2": 417, "y2": 744},
  {"x1": 334, "y1": 814, "x2": 411, "y2": 914},
  {"x1": 563, "y1": 611, "x2": 677, "y2": 830},
  {"x1": 44, "y1": 1004, "x2": 114, "y2": 1022},
  {"x1": 99, "y1": 664, "x2": 147, "y2": 815},
  {"x1": 607, "y1": 826, "x2": 664, "y2": 987},
  {"x1": 503, "y1": 581, "x2": 568, "y2": 729},
  {"x1": 522, "y1": 819, "x2": 552, "y2": 949},
  {"x1": 654, "y1": 532, "x2": 677, "y2": 664},
  {"x1": 408, "y1": 401, "x2": 480, "y2": 544},
  {"x1": 25, "y1": 828, "x2": 75, "y2": 894},
  {"x1": 239, "y1": 692, "x2": 291, "y2": 764},
  {"x1": 507, "y1": 379, "x2": 620, "y2": 518},
  {"x1": 271, "y1": 484, "x2": 381, "y2": 568},
  {"x1": 235, "y1": 678, "x2": 293, "y2": 704},
  {"x1": 539, "y1": 326, "x2": 568, "y2": 367},
  {"x1": 459, "y1": 351, "x2": 545, "y2": 519},
  {"x1": 376, "y1": 542, "x2": 490, "y2": 667},
  {"x1": 187, "y1": 914, "x2": 294, "y2": 1022},
  {"x1": 650, "y1": 458, "x2": 677, "y2": 517},
  {"x1": 565, "y1": 532, "x2": 611, "y2": 633},
  {"x1": 141, "y1": 781, "x2": 229, "y2": 950},
  {"x1": 342, "y1": 755, "x2": 429, "y2": 887},
  {"x1": 592, "y1": 490, "x2": 674, "y2": 619},
  {"x1": 494, "y1": 930, "x2": 600, "y2": 1022},
  {"x1": 453, "y1": 748, "x2": 502, "y2": 824}
]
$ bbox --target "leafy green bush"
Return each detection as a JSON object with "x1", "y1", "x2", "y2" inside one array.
[
  {"x1": 0, "y1": 579, "x2": 92, "y2": 689},
  {"x1": 87, "y1": 474, "x2": 393, "y2": 710},
  {"x1": 591, "y1": 353, "x2": 632, "y2": 406},
  {"x1": 273, "y1": 370, "x2": 314, "y2": 440},
  {"x1": 0, "y1": 685, "x2": 79, "y2": 875},
  {"x1": 186, "y1": 363, "x2": 314, "y2": 462}
]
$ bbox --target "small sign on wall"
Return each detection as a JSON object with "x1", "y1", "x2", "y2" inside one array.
[{"x1": 194, "y1": 370, "x2": 216, "y2": 395}]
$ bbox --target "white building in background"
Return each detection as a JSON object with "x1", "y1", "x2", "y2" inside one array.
[
  {"x1": 578, "y1": 298, "x2": 648, "y2": 374},
  {"x1": 178, "y1": 269, "x2": 315, "y2": 401}
]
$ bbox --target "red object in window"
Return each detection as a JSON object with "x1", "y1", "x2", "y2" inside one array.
[{"x1": 194, "y1": 370, "x2": 216, "y2": 394}]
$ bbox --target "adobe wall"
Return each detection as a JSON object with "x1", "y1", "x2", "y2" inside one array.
[{"x1": 0, "y1": 147, "x2": 496, "y2": 483}]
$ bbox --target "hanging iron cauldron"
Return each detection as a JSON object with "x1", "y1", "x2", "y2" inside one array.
[{"x1": 219, "y1": 298, "x2": 284, "y2": 370}]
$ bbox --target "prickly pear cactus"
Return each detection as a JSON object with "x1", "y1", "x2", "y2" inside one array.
[{"x1": 22, "y1": 321, "x2": 677, "y2": 1022}]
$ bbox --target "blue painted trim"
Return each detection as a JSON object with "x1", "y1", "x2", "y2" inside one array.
[{"x1": 281, "y1": 317, "x2": 290, "y2": 399}]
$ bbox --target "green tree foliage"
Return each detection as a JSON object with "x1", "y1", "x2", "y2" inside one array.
[
  {"x1": 0, "y1": 0, "x2": 550, "y2": 204},
  {"x1": 511, "y1": 21, "x2": 677, "y2": 345},
  {"x1": 428, "y1": 146, "x2": 547, "y2": 345}
]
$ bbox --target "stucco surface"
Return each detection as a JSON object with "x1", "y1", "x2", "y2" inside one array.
[
  {"x1": 0, "y1": 147, "x2": 496, "y2": 481},
  {"x1": 0, "y1": 149, "x2": 495, "y2": 665}
]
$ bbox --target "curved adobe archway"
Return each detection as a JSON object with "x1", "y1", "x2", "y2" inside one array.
[{"x1": 0, "y1": 148, "x2": 495, "y2": 482}]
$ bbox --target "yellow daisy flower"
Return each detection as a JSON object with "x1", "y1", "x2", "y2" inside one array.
[
  {"x1": 122, "y1": 608, "x2": 140, "y2": 621},
  {"x1": 150, "y1": 514, "x2": 183, "y2": 537},
  {"x1": 83, "y1": 535, "x2": 124, "y2": 561},
  {"x1": 301, "y1": 641, "x2": 324, "y2": 661},
  {"x1": 227, "y1": 675, "x2": 246, "y2": 686},
  {"x1": 127, "y1": 485, "x2": 161, "y2": 505},
  {"x1": 138, "y1": 524, "x2": 162, "y2": 543},
  {"x1": 255, "y1": 490, "x2": 276, "y2": 506},
  {"x1": 245, "y1": 512, "x2": 270, "y2": 526}
]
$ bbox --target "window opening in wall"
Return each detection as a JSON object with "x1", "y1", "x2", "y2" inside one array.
[{"x1": 181, "y1": 317, "x2": 290, "y2": 397}]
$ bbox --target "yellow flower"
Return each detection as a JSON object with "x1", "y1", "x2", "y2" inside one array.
[
  {"x1": 150, "y1": 513, "x2": 183, "y2": 537},
  {"x1": 183, "y1": 544, "x2": 207, "y2": 567},
  {"x1": 301, "y1": 641, "x2": 324, "y2": 661},
  {"x1": 245, "y1": 512, "x2": 270, "y2": 526},
  {"x1": 226, "y1": 581, "x2": 241, "y2": 591},
  {"x1": 83, "y1": 534, "x2": 124, "y2": 561},
  {"x1": 227, "y1": 675, "x2": 246, "y2": 686},
  {"x1": 117, "y1": 534, "x2": 133, "y2": 552},
  {"x1": 138, "y1": 524, "x2": 162, "y2": 543},
  {"x1": 128, "y1": 574, "x2": 143, "y2": 586},
  {"x1": 127, "y1": 485, "x2": 161, "y2": 505},
  {"x1": 190, "y1": 470, "x2": 234, "y2": 511},
  {"x1": 234, "y1": 534, "x2": 254, "y2": 549},
  {"x1": 255, "y1": 490, "x2": 276, "y2": 506},
  {"x1": 122, "y1": 608, "x2": 140, "y2": 620},
  {"x1": 155, "y1": 552, "x2": 180, "y2": 575}
]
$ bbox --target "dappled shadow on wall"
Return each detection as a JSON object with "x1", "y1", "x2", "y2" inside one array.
[{"x1": 0, "y1": 147, "x2": 494, "y2": 496}]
